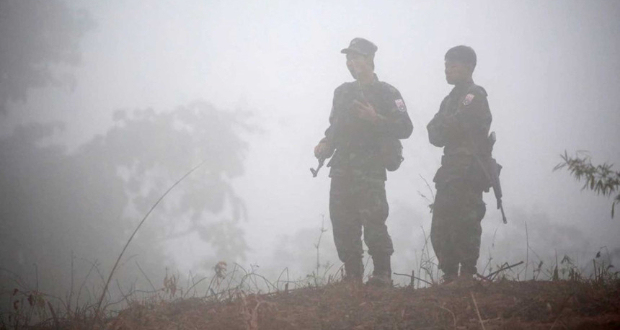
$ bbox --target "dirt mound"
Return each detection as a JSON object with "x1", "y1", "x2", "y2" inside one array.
[{"x1": 31, "y1": 280, "x2": 620, "y2": 330}]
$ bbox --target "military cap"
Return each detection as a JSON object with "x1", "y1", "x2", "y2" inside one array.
[{"x1": 341, "y1": 38, "x2": 378, "y2": 56}]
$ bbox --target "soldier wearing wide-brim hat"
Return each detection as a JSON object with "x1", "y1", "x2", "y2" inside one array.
[{"x1": 314, "y1": 38, "x2": 413, "y2": 286}]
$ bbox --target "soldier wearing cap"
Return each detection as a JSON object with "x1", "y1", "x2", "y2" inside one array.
[
  {"x1": 314, "y1": 38, "x2": 413, "y2": 285},
  {"x1": 427, "y1": 45, "x2": 493, "y2": 284}
]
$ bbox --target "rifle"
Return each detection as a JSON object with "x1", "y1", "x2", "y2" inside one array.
[
  {"x1": 310, "y1": 157, "x2": 325, "y2": 177},
  {"x1": 473, "y1": 132, "x2": 507, "y2": 224},
  {"x1": 311, "y1": 82, "x2": 365, "y2": 178}
]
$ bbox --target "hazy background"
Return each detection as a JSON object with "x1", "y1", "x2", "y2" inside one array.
[{"x1": 2, "y1": 0, "x2": 619, "y2": 303}]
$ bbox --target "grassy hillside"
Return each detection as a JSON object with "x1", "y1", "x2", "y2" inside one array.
[{"x1": 16, "y1": 278, "x2": 620, "y2": 330}]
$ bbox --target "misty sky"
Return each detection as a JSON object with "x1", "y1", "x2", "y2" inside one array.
[{"x1": 3, "y1": 0, "x2": 620, "y2": 277}]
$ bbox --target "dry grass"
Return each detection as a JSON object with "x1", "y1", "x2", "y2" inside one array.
[{"x1": 5, "y1": 275, "x2": 617, "y2": 330}]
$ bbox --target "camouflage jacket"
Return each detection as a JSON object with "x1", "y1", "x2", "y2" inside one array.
[
  {"x1": 427, "y1": 80, "x2": 492, "y2": 187},
  {"x1": 323, "y1": 75, "x2": 413, "y2": 180}
]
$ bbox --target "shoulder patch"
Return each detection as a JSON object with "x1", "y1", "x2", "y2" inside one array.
[
  {"x1": 395, "y1": 99, "x2": 406, "y2": 112},
  {"x1": 463, "y1": 94, "x2": 475, "y2": 106}
]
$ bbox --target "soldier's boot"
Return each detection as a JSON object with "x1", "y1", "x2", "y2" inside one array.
[
  {"x1": 441, "y1": 272, "x2": 458, "y2": 285},
  {"x1": 343, "y1": 258, "x2": 363, "y2": 283},
  {"x1": 458, "y1": 264, "x2": 477, "y2": 287},
  {"x1": 440, "y1": 264, "x2": 458, "y2": 285},
  {"x1": 367, "y1": 254, "x2": 392, "y2": 287}
]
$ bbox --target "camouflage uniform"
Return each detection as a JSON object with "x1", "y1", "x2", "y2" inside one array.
[
  {"x1": 427, "y1": 80, "x2": 492, "y2": 277},
  {"x1": 324, "y1": 75, "x2": 413, "y2": 279}
]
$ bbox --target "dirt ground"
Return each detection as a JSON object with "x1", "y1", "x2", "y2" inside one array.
[{"x1": 28, "y1": 279, "x2": 620, "y2": 330}]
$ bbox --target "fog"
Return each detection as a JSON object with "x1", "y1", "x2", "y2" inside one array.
[{"x1": 2, "y1": 0, "x2": 620, "y2": 303}]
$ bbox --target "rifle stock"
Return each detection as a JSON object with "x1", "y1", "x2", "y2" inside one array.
[{"x1": 310, "y1": 157, "x2": 325, "y2": 177}]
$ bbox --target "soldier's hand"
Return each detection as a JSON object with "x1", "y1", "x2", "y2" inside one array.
[
  {"x1": 353, "y1": 100, "x2": 380, "y2": 124},
  {"x1": 314, "y1": 141, "x2": 334, "y2": 159}
]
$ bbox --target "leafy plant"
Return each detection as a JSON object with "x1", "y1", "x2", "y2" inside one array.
[{"x1": 554, "y1": 151, "x2": 620, "y2": 217}]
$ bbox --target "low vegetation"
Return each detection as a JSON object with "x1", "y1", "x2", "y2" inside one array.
[{"x1": 2, "y1": 249, "x2": 618, "y2": 330}]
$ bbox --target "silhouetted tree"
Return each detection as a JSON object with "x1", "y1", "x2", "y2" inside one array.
[
  {"x1": 555, "y1": 151, "x2": 620, "y2": 218},
  {"x1": 0, "y1": 0, "x2": 94, "y2": 113},
  {"x1": 0, "y1": 101, "x2": 250, "y2": 300}
]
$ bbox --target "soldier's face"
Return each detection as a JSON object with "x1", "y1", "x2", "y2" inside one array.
[
  {"x1": 445, "y1": 60, "x2": 472, "y2": 85},
  {"x1": 346, "y1": 53, "x2": 372, "y2": 80}
]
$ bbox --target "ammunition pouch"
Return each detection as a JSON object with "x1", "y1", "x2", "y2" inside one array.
[
  {"x1": 380, "y1": 138, "x2": 404, "y2": 172},
  {"x1": 434, "y1": 154, "x2": 500, "y2": 191}
]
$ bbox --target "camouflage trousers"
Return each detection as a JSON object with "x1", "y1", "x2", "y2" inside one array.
[
  {"x1": 431, "y1": 180, "x2": 486, "y2": 276},
  {"x1": 329, "y1": 175, "x2": 393, "y2": 275}
]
